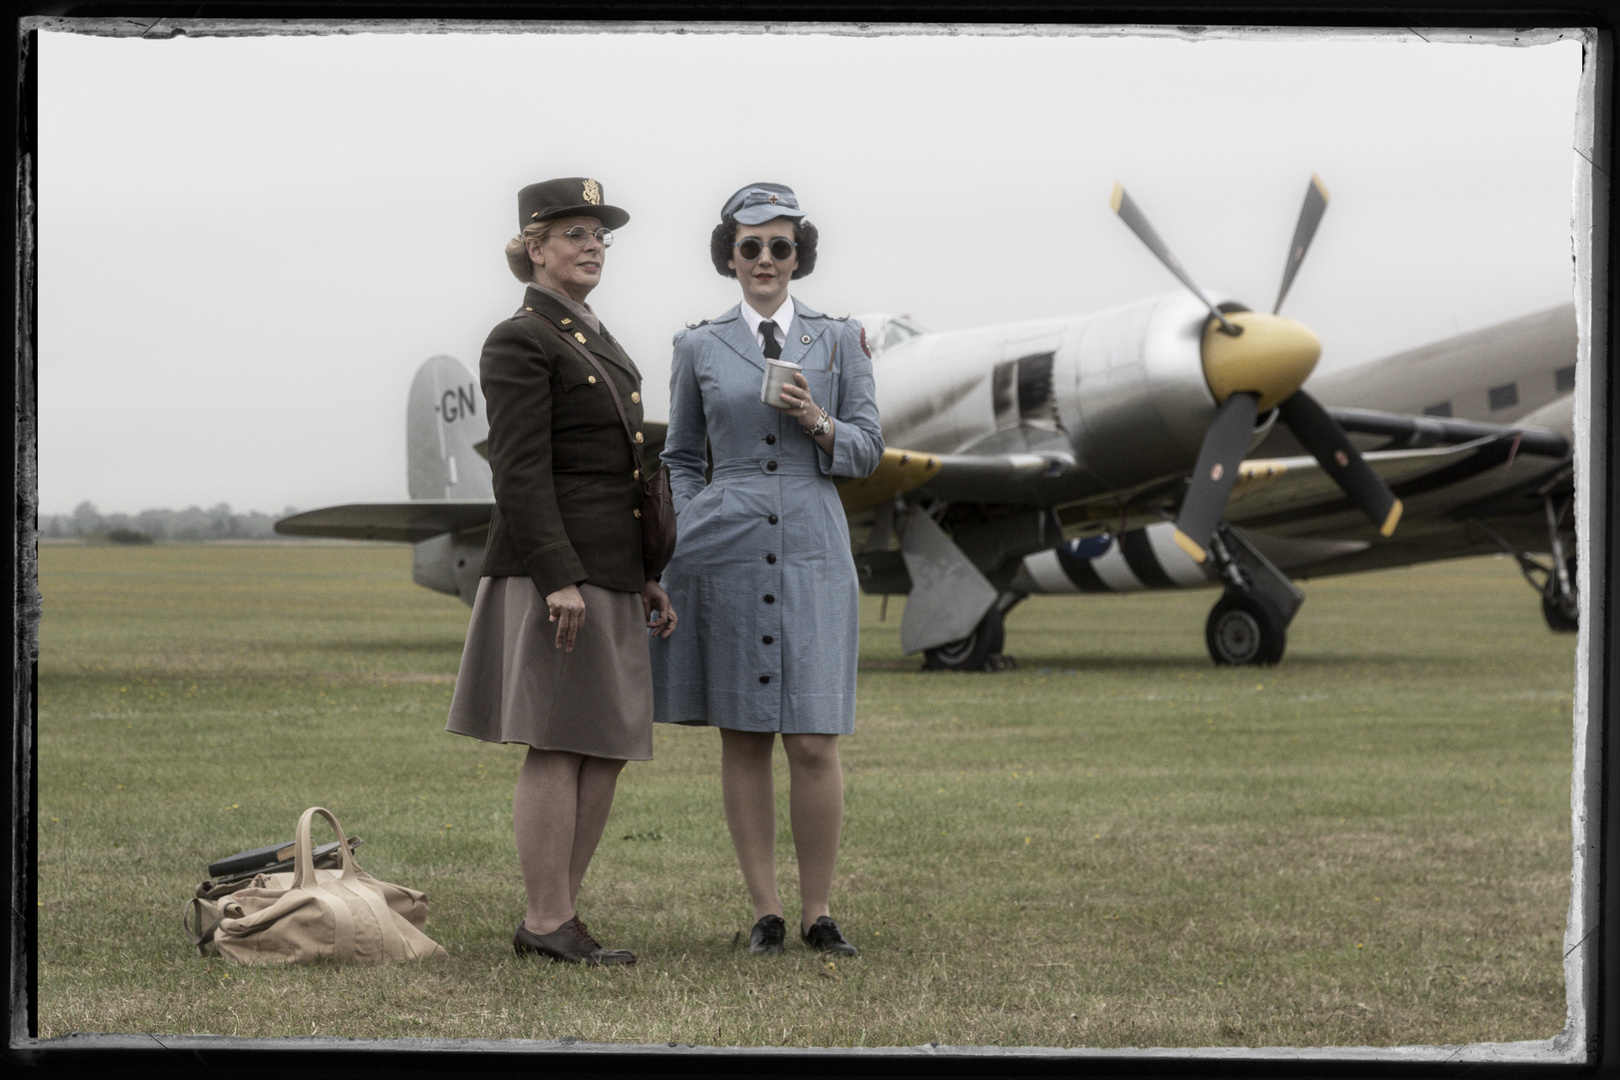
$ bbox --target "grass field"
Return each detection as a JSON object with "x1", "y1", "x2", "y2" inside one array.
[{"x1": 32, "y1": 542, "x2": 1576, "y2": 1049}]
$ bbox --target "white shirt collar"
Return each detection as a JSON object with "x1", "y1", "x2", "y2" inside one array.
[{"x1": 739, "y1": 294, "x2": 793, "y2": 349}]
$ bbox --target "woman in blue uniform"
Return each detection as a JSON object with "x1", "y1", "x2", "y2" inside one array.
[{"x1": 651, "y1": 183, "x2": 884, "y2": 956}]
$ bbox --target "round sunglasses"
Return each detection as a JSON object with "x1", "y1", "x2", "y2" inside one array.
[{"x1": 734, "y1": 237, "x2": 797, "y2": 261}]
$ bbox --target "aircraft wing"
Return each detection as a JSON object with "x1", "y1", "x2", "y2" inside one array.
[
  {"x1": 1226, "y1": 438, "x2": 1518, "y2": 520},
  {"x1": 275, "y1": 500, "x2": 494, "y2": 543},
  {"x1": 847, "y1": 408, "x2": 1570, "y2": 522},
  {"x1": 839, "y1": 447, "x2": 1080, "y2": 512}
]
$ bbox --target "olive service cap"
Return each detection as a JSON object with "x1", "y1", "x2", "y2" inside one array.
[
  {"x1": 518, "y1": 177, "x2": 629, "y2": 231},
  {"x1": 721, "y1": 182, "x2": 806, "y2": 226}
]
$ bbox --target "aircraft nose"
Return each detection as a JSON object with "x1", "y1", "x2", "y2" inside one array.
[{"x1": 1200, "y1": 311, "x2": 1322, "y2": 411}]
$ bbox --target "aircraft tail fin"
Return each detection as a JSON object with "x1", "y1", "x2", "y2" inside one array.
[{"x1": 407, "y1": 355, "x2": 493, "y2": 501}]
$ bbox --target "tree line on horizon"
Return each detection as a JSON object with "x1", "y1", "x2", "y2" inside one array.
[{"x1": 39, "y1": 501, "x2": 298, "y2": 543}]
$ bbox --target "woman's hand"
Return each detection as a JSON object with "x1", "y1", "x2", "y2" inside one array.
[
  {"x1": 779, "y1": 372, "x2": 825, "y2": 432},
  {"x1": 641, "y1": 580, "x2": 678, "y2": 639},
  {"x1": 546, "y1": 584, "x2": 587, "y2": 652},
  {"x1": 781, "y1": 371, "x2": 835, "y2": 451}
]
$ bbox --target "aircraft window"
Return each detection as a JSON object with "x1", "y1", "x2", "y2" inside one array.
[
  {"x1": 1423, "y1": 402, "x2": 1453, "y2": 417},
  {"x1": 1556, "y1": 365, "x2": 1576, "y2": 393},
  {"x1": 1488, "y1": 382, "x2": 1519, "y2": 411}
]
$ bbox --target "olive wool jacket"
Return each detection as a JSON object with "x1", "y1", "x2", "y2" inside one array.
[{"x1": 478, "y1": 286, "x2": 648, "y2": 598}]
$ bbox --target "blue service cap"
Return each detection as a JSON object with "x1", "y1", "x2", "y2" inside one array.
[{"x1": 721, "y1": 182, "x2": 806, "y2": 225}]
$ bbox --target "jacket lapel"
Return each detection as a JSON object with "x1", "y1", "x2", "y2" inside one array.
[
  {"x1": 587, "y1": 324, "x2": 640, "y2": 382},
  {"x1": 713, "y1": 306, "x2": 767, "y2": 372},
  {"x1": 781, "y1": 297, "x2": 830, "y2": 369},
  {"x1": 523, "y1": 286, "x2": 640, "y2": 381}
]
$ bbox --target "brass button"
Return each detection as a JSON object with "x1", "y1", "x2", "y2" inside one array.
[
  {"x1": 630, "y1": 392, "x2": 640, "y2": 404},
  {"x1": 524, "y1": 306, "x2": 534, "y2": 311},
  {"x1": 634, "y1": 431, "x2": 644, "y2": 444},
  {"x1": 574, "y1": 331, "x2": 588, "y2": 344},
  {"x1": 633, "y1": 508, "x2": 642, "y2": 519},
  {"x1": 633, "y1": 469, "x2": 641, "y2": 480},
  {"x1": 587, "y1": 375, "x2": 597, "y2": 385}
]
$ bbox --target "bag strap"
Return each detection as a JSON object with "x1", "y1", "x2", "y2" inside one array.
[
  {"x1": 182, "y1": 896, "x2": 221, "y2": 955},
  {"x1": 290, "y1": 807, "x2": 358, "y2": 890},
  {"x1": 521, "y1": 309, "x2": 646, "y2": 474}
]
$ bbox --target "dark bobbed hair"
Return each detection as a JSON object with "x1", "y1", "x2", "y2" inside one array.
[{"x1": 710, "y1": 217, "x2": 818, "y2": 279}]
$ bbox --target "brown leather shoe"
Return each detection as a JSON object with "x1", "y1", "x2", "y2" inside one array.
[{"x1": 513, "y1": 917, "x2": 636, "y2": 965}]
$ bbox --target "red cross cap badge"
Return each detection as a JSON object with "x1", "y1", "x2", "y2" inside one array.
[{"x1": 768, "y1": 193, "x2": 778, "y2": 204}]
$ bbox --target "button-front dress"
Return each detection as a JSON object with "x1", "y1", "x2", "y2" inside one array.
[{"x1": 650, "y1": 299, "x2": 884, "y2": 734}]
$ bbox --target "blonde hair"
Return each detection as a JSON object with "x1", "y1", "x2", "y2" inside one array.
[{"x1": 504, "y1": 220, "x2": 554, "y2": 282}]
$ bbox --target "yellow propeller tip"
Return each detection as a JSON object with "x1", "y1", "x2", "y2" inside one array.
[
  {"x1": 1172, "y1": 529, "x2": 1208, "y2": 563},
  {"x1": 1109, "y1": 183, "x2": 1124, "y2": 213},
  {"x1": 1312, "y1": 173, "x2": 1331, "y2": 204},
  {"x1": 1380, "y1": 500, "x2": 1403, "y2": 537}
]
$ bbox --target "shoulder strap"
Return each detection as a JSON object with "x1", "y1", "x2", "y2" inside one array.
[{"x1": 522, "y1": 309, "x2": 644, "y2": 470}]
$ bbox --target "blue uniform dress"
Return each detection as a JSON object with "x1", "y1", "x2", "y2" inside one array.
[{"x1": 650, "y1": 299, "x2": 884, "y2": 734}]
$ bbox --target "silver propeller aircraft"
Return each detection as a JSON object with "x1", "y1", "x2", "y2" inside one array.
[{"x1": 278, "y1": 178, "x2": 1576, "y2": 669}]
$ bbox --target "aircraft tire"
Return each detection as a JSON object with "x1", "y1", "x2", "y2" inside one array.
[
  {"x1": 1542, "y1": 553, "x2": 1579, "y2": 633},
  {"x1": 922, "y1": 605, "x2": 1005, "y2": 672},
  {"x1": 1205, "y1": 591, "x2": 1287, "y2": 666}
]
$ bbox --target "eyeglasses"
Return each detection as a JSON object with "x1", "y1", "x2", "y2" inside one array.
[
  {"x1": 559, "y1": 226, "x2": 614, "y2": 248},
  {"x1": 734, "y1": 237, "x2": 797, "y2": 261}
]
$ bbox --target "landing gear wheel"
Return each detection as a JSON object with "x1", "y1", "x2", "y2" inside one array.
[
  {"x1": 1542, "y1": 553, "x2": 1578, "y2": 633},
  {"x1": 1206, "y1": 591, "x2": 1287, "y2": 666},
  {"x1": 923, "y1": 605, "x2": 1006, "y2": 672}
]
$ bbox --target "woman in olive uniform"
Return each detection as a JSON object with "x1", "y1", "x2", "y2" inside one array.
[
  {"x1": 448, "y1": 177, "x2": 677, "y2": 966},
  {"x1": 651, "y1": 183, "x2": 883, "y2": 956}
]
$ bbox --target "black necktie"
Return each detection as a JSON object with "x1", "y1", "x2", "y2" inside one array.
[{"x1": 761, "y1": 320, "x2": 781, "y2": 360}]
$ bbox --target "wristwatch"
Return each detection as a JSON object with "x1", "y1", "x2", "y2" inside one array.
[{"x1": 808, "y1": 409, "x2": 832, "y2": 437}]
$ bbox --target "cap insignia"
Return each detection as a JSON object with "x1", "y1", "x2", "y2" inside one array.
[
  {"x1": 582, "y1": 179, "x2": 601, "y2": 205},
  {"x1": 768, "y1": 193, "x2": 779, "y2": 204},
  {"x1": 574, "y1": 331, "x2": 588, "y2": 344},
  {"x1": 560, "y1": 317, "x2": 572, "y2": 324}
]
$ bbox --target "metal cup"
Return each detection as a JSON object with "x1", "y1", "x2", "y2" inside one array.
[{"x1": 760, "y1": 358, "x2": 803, "y2": 411}]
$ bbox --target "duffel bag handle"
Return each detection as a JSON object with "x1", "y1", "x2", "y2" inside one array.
[{"x1": 290, "y1": 807, "x2": 358, "y2": 890}]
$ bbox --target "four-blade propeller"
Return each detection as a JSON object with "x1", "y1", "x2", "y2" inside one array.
[{"x1": 1111, "y1": 176, "x2": 1403, "y2": 561}]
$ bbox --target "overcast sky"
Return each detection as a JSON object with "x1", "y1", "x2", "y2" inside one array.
[{"x1": 35, "y1": 25, "x2": 1583, "y2": 517}]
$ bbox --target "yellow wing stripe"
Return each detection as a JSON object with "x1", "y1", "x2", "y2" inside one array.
[{"x1": 838, "y1": 447, "x2": 942, "y2": 513}]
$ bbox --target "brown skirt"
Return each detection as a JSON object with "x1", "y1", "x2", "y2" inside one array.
[{"x1": 446, "y1": 577, "x2": 653, "y2": 760}]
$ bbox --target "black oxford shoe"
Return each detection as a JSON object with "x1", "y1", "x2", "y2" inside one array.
[
  {"x1": 513, "y1": 917, "x2": 636, "y2": 965},
  {"x1": 747, "y1": 914, "x2": 786, "y2": 954},
  {"x1": 801, "y1": 915, "x2": 858, "y2": 956}
]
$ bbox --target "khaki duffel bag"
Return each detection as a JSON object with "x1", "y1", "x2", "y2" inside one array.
[{"x1": 206, "y1": 806, "x2": 446, "y2": 965}]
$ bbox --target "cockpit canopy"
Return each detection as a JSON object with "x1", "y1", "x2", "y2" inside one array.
[{"x1": 852, "y1": 312, "x2": 928, "y2": 359}]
